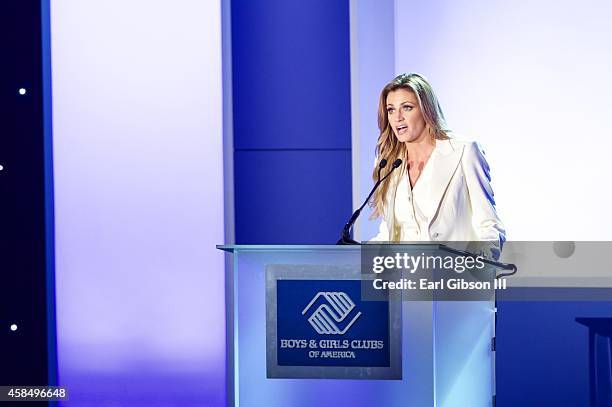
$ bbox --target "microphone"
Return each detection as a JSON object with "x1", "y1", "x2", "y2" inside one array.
[
  {"x1": 336, "y1": 158, "x2": 402, "y2": 245},
  {"x1": 377, "y1": 158, "x2": 388, "y2": 182}
]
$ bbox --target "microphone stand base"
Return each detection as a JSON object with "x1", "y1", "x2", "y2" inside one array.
[{"x1": 336, "y1": 236, "x2": 360, "y2": 245}]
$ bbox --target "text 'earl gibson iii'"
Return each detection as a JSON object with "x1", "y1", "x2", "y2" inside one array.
[{"x1": 372, "y1": 278, "x2": 507, "y2": 291}]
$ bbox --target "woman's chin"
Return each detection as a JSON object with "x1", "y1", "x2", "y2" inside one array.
[{"x1": 396, "y1": 134, "x2": 414, "y2": 143}]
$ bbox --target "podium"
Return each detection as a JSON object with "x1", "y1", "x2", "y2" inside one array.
[{"x1": 218, "y1": 245, "x2": 498, "y2": 407}]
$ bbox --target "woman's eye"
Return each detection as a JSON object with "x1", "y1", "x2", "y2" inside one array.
[
  {"x1": 403, "y1": 105, "x2": 413, "y2": 111},
  {"x1": 387, "y1": 108, "x2": 394, "y2": 114}
]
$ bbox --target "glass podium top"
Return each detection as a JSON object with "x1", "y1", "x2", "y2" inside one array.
[{"x1": 216, "y1": 244, "x2": 447, "y2": 253}]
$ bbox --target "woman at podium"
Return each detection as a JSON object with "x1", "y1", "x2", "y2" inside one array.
[{"x1": 369, "y1": 73, "x2": 505, "y2": 259}]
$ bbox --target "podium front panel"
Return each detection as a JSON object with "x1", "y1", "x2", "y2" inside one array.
[{"x1": 222, "y1": 245, "x2": 494, "y2": 407}]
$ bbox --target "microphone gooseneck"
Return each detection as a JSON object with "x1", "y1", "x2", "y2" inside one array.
[{"x1": 336, "y1": 158, "x2": 403, "y2": 245}]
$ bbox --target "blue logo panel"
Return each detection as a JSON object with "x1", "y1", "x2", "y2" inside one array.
[{"x1": 276, "y1": 279, "x2": 390, "y2": 367}]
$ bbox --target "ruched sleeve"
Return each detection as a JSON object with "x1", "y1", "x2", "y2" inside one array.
[{"x1": 462, "y1": 141, "x2": 506, "y2": 259}]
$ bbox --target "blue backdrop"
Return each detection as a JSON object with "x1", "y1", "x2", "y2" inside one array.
[{"x1": 232, "y1": 0, "x2": 352, "y2": 244}]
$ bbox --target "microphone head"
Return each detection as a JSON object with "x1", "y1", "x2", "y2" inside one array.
[
  {"x1": 392, "y1": 158, "x2": 402, "y2": 168},
  {"x1": 379, "y1": 158, "x2": 388, "y2": 169}
]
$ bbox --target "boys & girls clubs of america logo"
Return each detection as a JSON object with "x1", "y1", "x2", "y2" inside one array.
[{"x1": 301, "y1": 292, "x2": 362, "y2": 335}]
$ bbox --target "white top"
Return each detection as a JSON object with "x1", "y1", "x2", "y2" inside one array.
[
  {"x1": 393, "y1": 146, "x2": 437, "y2": 241},
  {"x1": 370, "y1": 138, "x2": 506, "y2": 259}
]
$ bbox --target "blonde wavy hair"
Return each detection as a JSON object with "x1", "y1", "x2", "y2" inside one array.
[{"x1": 370, "y1": 73, "x2": 451, "y2": 218}]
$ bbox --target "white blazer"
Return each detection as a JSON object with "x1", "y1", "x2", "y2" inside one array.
[{"x1": 370, "y1": 138, "x2": 506, "y2": 258}]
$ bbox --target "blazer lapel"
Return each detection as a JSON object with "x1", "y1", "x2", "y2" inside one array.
[{"x1": 423, "y1": 139, "x2": 464, "y2": 224}]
